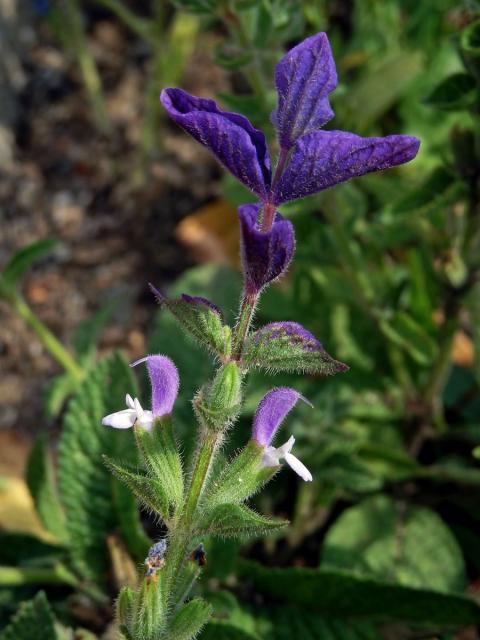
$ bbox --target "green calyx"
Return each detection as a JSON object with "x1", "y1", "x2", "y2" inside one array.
[{"x1": 194, "y1": 363, "x2": 242, "y2": 430}]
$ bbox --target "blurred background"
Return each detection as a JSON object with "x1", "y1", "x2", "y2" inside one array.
[{"x1": 2, "y1": 1, "x2": 480, "y2": 638}]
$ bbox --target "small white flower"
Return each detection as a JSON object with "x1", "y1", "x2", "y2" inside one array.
[
  {"x1": 261, "y1": 435, "x2": 312, "y2": 482},
  {"x1": 102, "y1": 393, "x2": 154, "y2": 431}
]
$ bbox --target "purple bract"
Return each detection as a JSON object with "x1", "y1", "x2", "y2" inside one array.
[{"x1": 160, "y1": 31, "x2": 420, "y2": 215}]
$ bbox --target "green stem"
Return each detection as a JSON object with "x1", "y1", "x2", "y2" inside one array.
[
  {"x1": 11, "y1": 293, "x2": 84, "y2": 381},
  {"x1": 232, "y1": 291, "x2": 258, "y2": 358},
  {"x1": 183, "y1": 431, "x2": 219, "y2": 524}
]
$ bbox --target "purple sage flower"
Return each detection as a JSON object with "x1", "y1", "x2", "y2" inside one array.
[
  {"x1": 252, "y1": 387, "x2": 313, "y2": 482},
  {"x1": 160, "y1": 31, "x2": 420, "y2": 214},
  {"x1": 239, "y1": 203, "x2": 295, "y2": 294},
  {"x1": 102, "y1": 355, "x2": 179, "y2": 431}
]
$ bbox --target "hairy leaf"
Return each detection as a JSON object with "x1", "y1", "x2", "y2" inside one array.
[
  {"x1": 103, "y1": 455, "x2": 168, "y2": 518},
  {"x1": 167, "y1": 597, "x2": 213, "y2": 640},
  {"x1": 58, "y1": 352, "x2": 140, "y2": 583},
  {"x1": 198, "y1": 504, "x2": 287, "y2": 539},
  {"x1": 152, "y1": 288, "x2": 231, "y2": 359},
  {"x1": 243, "y1": 322, "x2": 348, "y2": 375}
]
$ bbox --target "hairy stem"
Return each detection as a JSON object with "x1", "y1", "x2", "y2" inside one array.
[
  {"x1": 232, "y1": 291, "x2": 258, "y2": 358},
  {"x1": 11, "y1": 293, "x2": 84, "y2": 381}
]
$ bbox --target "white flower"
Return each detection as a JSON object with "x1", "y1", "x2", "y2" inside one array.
[
  {"x1": 260, "y1": 435, "x2": 312, "y2": 482},
  {"x1": 102, "y1": 394, "x2": 154, "y2": 431}
]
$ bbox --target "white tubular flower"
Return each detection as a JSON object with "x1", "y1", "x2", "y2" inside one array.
[
  {"x1": 102, "y1": 393, "x2": 154, "y2": 431},
  {"x1": 261, "y1": 435, "x2": 312, "y2": 482}
]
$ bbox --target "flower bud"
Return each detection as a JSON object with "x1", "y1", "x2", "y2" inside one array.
[{"x1": 194, "y1": 363, "x2": 242, "y2": 430}]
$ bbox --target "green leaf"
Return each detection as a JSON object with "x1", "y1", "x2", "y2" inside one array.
[
  {"x1": 1, "y1": 240, "x2": 58, "y2": 291},
  {"x1": 243, "y1": 322, "x2": 348, "y2": 376},
  {"x1": 424, "y1": 72, "x2": 477, "y2": 111},
  {"x1": 153, "y1": 290, "x2": 231, "y2": 359},
  {"x1": 322, "y1": 495, "x2": 466, "y2": 593},
  {"x1": 198, "y1": 504, "x2": 287, "y2": 539},
  {"x1": 0, "y1": 592, "x2": 56, "y2": 640},
  {"x1": 25, "y1": 435, "x2": 68, "y2": 544},
  {"x1": 461, "y1": 19, "x2": 480, "y2": 80},
  {"x1": 167, "y1": 598, "x2": 213, "y2": 640},
  {"x1": 103, "y1": 455, "x2": 169, "y2": 518},
  {"x1": 241, "y1": 560, "x2": 480, "y2": 626},
  {"x1": 380, "y1": 312, "x2": 438, "y2": 365},
  {"x1": 58, "y1": 352, "x2": 140, "y2": 583},
  {"x1": 43, "y1": 373, "x2": 78, "y2": 419},
  {"x1": 0, "y1": 533, "x2": 61, "y2": 566}
]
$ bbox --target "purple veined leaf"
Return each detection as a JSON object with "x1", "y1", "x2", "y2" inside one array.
[
  {"x1": 131, "y1": 355, "x2": 179, "y2": 418},
  {"x1": 238, "y1": 203, "x2": 295, "y2": 295},
  {"x1": 161, "y1": 88, "x2": 271, "y2": 199},
  {"x1": 272, "y1": 32, "x2": 337, "y2": 151},
  {"x1": 274, "y1": 130, "x2": 420, "y2": 204},
  {"x1": 252, "y1": 387, "x2": 311, "y2": 447}
]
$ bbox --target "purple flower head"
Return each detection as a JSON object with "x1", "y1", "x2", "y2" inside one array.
[
  {"x1": 252, "y1": 387, "x2": 311, "y2": 447},
  {"x1": 272, "y1": 32, "x2": 337, "y2": 150},
  {"x1": 160, "y1": 88, "x2": 271, "y2": 200},
  {"x1": 161, "y1": 32, "x2": 419, "y2": 209},
  {"x1": 239, "y1": 203, "x2": 295, "y2": 294},
  {"x1": 131, "y1": 355, "x2": 179, "y2": 418}
]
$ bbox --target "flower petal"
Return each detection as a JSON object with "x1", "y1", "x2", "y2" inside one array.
[
  {"x1": 238, "y1": 203, "x2": 295, "y2": 294},
  {"x1": 102, "y1": 409, "x2": 137, "y2": 429},
  {"x1": 161, "y1": 88, "x2": 271, "y2": 199},
  {"x1": 272, "y1": 32, "x2": 337, "y2": 150},
  {"x1": 285, "y1": 451, "x2": 313, "y2": 482},
  {"x1": 126, "y1": 393, "x2": 135, "y2": 409},
  {"x1": 131, "y1": 355, "x2": 179, "y2": 418},
  {"x1": 252, "y1": 388, "x2": 306, "y2": 446},
  {"x1": 274, "y1": 131, "x2": 420, "y2": 204},
  {"x1": 260, "y1": 446, "x2": 282, "y2": 469}
]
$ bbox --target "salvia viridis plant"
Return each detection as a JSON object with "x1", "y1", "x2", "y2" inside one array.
[{"x1": 104, "y1": 32, "x2": 419, "y2": 640}]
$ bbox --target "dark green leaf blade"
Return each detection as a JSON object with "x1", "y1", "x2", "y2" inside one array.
[
  {"x1": 0, "y1": 592, "x2": 56, "y2": 640},
  {"x1": 240, "y1": 561, "x2": 480, "y2": 626}
]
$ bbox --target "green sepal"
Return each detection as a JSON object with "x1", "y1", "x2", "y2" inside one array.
[
  {"x1": 117, "y1": 586, "x2": 135, "y2": 626},
  {"x1": 197, "y1": 503, "x2": 288, "y2": 539},
  {"x1": 26, "y1": 434, "x2": 68, "y2": 544},
  {"x1": 206, "y1": 440, "x2": 278, "y2": 507},
  {"x1": 166, "y1": 598, "x2": 213, "y2": 640},
  {"x1": 134, "y1": 417, "x2": 184, "y2": 515},
  {"x1": 131, "y1": 573, "x2": 168, "y2": 640},
  {"x1": 155, "y1": 291, "x2": 231, "y2": 359},
  {"x1": 103, "y1": 455, "x2": 169, "y2": 520},
  {"x1": 194, "y1": 363, "x2": 242, "y2": 431},
  {"x1": 242, "y1": 323, "x2": 348, "y2": 376}
]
